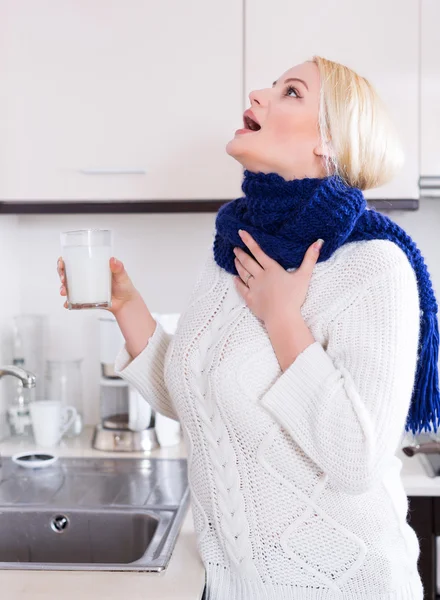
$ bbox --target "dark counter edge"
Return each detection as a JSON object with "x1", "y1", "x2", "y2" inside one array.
[{"x1": 0, "y1": 198, "x2": 420, "y2": 214}]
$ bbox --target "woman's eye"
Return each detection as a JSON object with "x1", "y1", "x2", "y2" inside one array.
[{"x1": 285, "y1": 85, "x2": 300, "y2": 98}]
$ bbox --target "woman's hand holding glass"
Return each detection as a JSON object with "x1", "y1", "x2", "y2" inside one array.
[{"x1": 57, "y1": 256, "x2": 140, "y2": 316}]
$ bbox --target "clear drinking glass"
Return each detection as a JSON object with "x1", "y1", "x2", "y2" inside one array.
[
  {"x1": 45, "y1": 359, "x2": 83, "y2": 437},
  {"x1": 12, "y1": 314, "x2": 48, "y2": 401},
  {"x1": 60, "y1": 229, "x2": 113, "y2": 310}
]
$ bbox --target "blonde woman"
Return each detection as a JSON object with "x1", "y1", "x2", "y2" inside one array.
[{"x1": 58, "y1": 56, "x2": 439, "y2": 599}]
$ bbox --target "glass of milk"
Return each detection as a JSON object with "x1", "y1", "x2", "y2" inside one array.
[{"x1": 60, "y1": 229, "x2": 113, "y2": 310}]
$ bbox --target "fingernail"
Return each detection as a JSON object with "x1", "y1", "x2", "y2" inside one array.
[
  {"x1": 238, "y1": 229, "x2": 243, "y2": 236},
  {"x1": 314, "y1": 239, "x2": 325, "y2": 251}
]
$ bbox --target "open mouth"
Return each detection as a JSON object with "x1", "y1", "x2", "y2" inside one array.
[{"x1": 243, "y1": 115, "x2": 261, "y2": 131}]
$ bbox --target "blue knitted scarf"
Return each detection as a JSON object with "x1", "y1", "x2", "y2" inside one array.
[{"x1": 213, "y1": 169, "x2": 440, "y2": 435}]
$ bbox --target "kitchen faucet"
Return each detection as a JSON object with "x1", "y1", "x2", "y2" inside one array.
[{"x1": 0, "y1": 365, "x2": 36, "y2": 389}]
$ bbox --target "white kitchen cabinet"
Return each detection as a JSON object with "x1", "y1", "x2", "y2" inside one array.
[
  {"x1": 0, "y1": 1, "x2": 243, "y2": 201},
  {"x1": 245, "y1": 0, "x2": 419, "y2": 199},
  {"x1": 420, "y1": 0, "x2": 440, "y2": 197}
]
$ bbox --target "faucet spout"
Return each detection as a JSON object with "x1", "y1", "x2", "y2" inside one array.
[{"x1": 0, "y1": 365, "x2": 36, "y2": 388}]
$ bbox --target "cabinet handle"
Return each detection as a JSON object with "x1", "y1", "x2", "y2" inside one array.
[
  {"x1": 79, "y1": 168, "x2": 147, "y2": 175},
  {"x1": 419, "y1": 175, "x2": 440, "y2": 190}
]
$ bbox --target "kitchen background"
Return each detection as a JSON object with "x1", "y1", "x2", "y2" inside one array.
[{"x1": 0, "y1": 0, "x2": 438, "y2": 440}]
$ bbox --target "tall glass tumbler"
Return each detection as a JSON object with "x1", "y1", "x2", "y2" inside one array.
[
  {"x1": 45, "y1": 359, "x2": 83, "y2": 437},
  {"x1": 12, "y1": 314, "x2": 48, "y2": 401},
  {"x1": 60, "y1": 229, "x2": 113, "y2": 310}
]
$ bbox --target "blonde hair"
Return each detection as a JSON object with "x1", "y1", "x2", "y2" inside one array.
[{"x1": 311, "y1": 55, "x2": 404, "y2": 191}]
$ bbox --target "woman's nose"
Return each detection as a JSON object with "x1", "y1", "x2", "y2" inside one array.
[{"x1": 249, "y1": 89, "x2": 263, "y2": 105}]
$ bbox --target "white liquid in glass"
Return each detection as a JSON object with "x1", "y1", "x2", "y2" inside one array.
[{"x1": 64, "y1": 245, "x2": 111, "y2": 306}]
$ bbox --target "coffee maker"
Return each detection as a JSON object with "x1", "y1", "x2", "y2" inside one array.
[{"x1": 92, "y1": 314, "x2": 159, "y2": 452}]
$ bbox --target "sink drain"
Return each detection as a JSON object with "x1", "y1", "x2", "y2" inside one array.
[{"x1": 50, "y1": 514, "x2": 70, "y2": 533}]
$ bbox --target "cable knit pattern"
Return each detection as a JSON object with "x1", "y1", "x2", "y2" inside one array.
[
  {"x1": 114, "y1": 322, "x2": 177, "y2": 421},
  {"x1": 115, "y1": 239, "x2": 424, "y2": 600}
]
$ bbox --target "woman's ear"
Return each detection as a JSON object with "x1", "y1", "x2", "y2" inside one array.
[
  {"x1": 313, "y1": 140, "x2": 336, "y2": 177},
  {"x1": 313, "y1": 139, "x2": 332, "y2": 158}
]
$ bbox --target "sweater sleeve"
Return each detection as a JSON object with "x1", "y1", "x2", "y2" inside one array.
[
  {"x1": 114, "y1": 319, "x2": 178, "y2": 421},
  {"x1": 259, "y1": 260, "x2": 420, "y2": 495}
]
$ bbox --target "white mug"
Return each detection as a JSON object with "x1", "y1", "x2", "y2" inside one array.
[{"x1": 29, "y1": 400, "x2": 78, "y2": 447}]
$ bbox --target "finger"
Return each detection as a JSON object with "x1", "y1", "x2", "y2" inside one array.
[
  {"x1": 60, "y1": 285, "x2": 67, "y2": 296},
  {"x1": 298, "y1": 239, "x2": 324, "y2": 278},
  {"x1": 234, "y1": 275, "x2": 249, "y2": 297},
  {"x1": 234, "y1": 248, "x2": 262, "y2": 278},
  {"x1": 110, "y1": 257, "x2": 126, "y2": 274},
  {"x1": 238, "y1": 230, "x2": 273, "y2": 270},
  {"x1": 110, "y1": 257, "x2": 131, "y2": 285},
  {"x1": 64, "y1": 300, "x2": 68, "y2": 309},
  {"x1": 234, "y1": 256, "x2": 252, "y2": 284}
]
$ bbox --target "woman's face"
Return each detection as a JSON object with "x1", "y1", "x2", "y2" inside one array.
[{"x1": 226, "y1": 61, "x2": 326, "y2": 181}]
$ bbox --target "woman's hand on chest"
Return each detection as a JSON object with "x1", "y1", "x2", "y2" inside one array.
[{"x1": 233, "y1": 229, "x2": 324, "y2": 325}]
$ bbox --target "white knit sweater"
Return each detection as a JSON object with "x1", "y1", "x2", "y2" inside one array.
[{"x1": 115, "y1": 238, "x2": 424, "y2": 600}]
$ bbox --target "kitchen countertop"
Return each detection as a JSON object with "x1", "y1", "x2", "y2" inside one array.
[
  {"x1": 0, "y1": 427, "x2": 205, "y2": 600},
  {"x1": 0, "y1": 428, "x2": 438, "y2": 599}
]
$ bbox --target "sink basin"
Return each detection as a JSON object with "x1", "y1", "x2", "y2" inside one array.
[
  {"x1": 0, "y1": 456, "x2": 189, "y2": 571},
  {"x1": 0, "y1": 507, "x2": 160, "y2": 564}
]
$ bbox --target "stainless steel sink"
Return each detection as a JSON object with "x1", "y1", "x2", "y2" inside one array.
[{"x1": 0, "y1": 456, "x2": 189, "y2": 571}]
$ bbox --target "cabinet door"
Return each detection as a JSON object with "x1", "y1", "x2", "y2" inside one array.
[
  {"x1": 245, "y1": 0, "x2": 419, "y2": 199},
  {"x1": 0, "y1": 1, "x2": 243, "y2": 201},
  {"x1": 420, "y1": 0, "x2": 440, "y2": 197}
]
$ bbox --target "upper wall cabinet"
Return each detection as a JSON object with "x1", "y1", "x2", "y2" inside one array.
[
  {"x1": 0, "y1": 1, "x2": 243, "y2": 201},
  {"x1": 245, "y1": 0, "x2": 419, "y2": 200},
  {"x1": 420, "y1": 0, "x2": 440, "y2": 198}
]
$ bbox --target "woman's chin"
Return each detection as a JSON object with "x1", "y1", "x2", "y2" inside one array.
[
  {"x1": 225, "y1": 134, "x2": 248, "y2": 159},
  {"x1": 225, "y1": 140, "x2": 263, "y2": 173}
]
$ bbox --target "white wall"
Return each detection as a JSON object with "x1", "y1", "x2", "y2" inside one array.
[{"x1": 0, "y1": 199, "x2": 438, "y2": 432}]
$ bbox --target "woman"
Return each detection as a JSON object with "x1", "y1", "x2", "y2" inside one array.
[{"x1": 58, "y1": 56, "x2": 438, "y2": 599}]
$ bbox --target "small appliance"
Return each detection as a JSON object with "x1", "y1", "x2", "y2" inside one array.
[{"x1": 92, "y1": 313, "x2": 159, "y2": 452}]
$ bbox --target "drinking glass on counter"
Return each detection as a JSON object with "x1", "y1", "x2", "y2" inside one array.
[
  {"x1": 60, "y1": 229, "x2": 113, "y2": 310},
  {"x1": 11, "y1": 314, "x2": 48, "y2": 401},
  {"x1": 45, "y1": 359, "x2": 83, "y2": 437}
]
